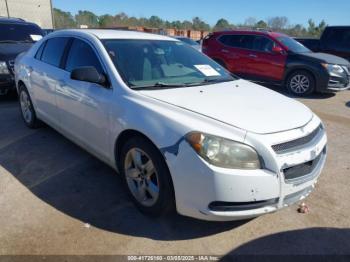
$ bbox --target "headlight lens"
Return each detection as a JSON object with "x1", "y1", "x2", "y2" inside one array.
[
  {"x1": 185, "y1": 132, "x2": 261, "y2": 170},
  {"x1": 0, "y1": 61, "x2": 10, "y2": 74},
  {"x1": 322, "y1": 63, "x2": 345, "y2": 75}
]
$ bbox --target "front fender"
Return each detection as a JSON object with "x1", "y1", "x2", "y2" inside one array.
[
  {"x1": 109, "y1": 91, "x2": 247, "y2": 167},
  {"x1": 284, "y1": 55, "x2": 329, "y2": 91}
]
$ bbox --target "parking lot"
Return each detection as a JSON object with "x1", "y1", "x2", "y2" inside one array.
[{"x1": 0, "y1": 88, "x2": 350, "y2": 256}]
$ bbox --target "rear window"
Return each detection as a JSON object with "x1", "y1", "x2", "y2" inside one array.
[
  {"x1": 0, "y1": 23, "x2": 43, "y2": 42},
  {"x1": 323, "y1": 28, "x2": 350, "y2": 51},
  {"x1": 41, "y1": 37, "x2": 70, "y2": 67},
  {"x1": 218, "y1": 34, "x2": 256, "y2": 50},
  {"x1": 218, "y1": 35, "x2": 243, "y2": 48}
]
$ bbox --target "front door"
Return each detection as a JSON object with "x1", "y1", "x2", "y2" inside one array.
[
  {"x1": 56, "y1": 38, "x2": 112, "y2": 159},
  {"x1": 244, "y1": 35, "x2": 287, "y2": 82}
]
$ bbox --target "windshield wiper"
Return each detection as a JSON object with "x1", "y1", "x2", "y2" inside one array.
[
  {"x1": 186, "y1": 77, "x2": 235, "y2": 87},
  {"x1": 130, "y1": 82, "x2": 187, "y2": 90}
]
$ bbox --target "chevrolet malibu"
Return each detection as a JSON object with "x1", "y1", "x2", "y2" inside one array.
[{"x1": 15, "y1": 30, "x2": 327, "y2": 221}]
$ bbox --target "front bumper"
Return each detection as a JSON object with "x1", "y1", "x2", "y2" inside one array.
[
  {"x1": 326, "y1": 74, "x2": 350, "y2": 92},
  {"x1": 0, "y1": 74, "x2": 15, "y2": 94},
  {"x1": 165, "y1": 116, "x2": 327, "y2": 221}
]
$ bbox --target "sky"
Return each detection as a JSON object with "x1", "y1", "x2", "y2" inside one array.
[{"x1": 52, "y1": 0, "x2": 350, "y2": 26}]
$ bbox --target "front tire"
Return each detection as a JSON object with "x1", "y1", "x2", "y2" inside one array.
[
  {"x1": 18, "y1": 84, "x2": 41, "y2": 129},
  {"x1": 119, "y1": 136, "x2": 175, "y2": 216},
  {"x1": 286, "y1": 70, "x2": 315, "y2": 96}
]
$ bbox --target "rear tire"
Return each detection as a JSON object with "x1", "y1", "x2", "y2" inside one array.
[
  {"x1": 286, "y1": 70, "x2": 315, "y2": 96},
  {"x1": 119, "y1": 136, "x2": 175, "y2": 217},
  {"x1": 18, "y1": 84, "x2": 41, "y2": 129}
]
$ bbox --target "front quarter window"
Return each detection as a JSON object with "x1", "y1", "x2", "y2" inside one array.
[{"x1": 102, "y1": 39, "x2": 234, "y2": 89}]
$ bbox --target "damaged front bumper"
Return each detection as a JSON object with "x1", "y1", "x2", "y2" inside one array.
[{"x1": 164, "y1": 116, "x2": 327, "y2": 221}]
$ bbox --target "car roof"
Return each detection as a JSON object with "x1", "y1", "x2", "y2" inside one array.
[
  {"x1": 214, "y1": 30, "x2": 287, "y2": 38},
  {"x1": 325, "y1": 26, "x2": 350, "y2": 29},
  {"x1": 53, "y1": 29, "x2": 178, "y2": 41},
  {"x1": 0, "y1": 17, "x2": 37, "y2": 26}
]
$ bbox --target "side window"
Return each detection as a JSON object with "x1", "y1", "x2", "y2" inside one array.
[
  {"x1": 323, "y1": 29, "x2": 342, "y2": 50},
  {"x1": 35, "y1": 41, "x2": 46, "y2": 60},
  {"x1": 219, "y1": 35, "x2": 244, "y2": 48},
  {"x1": 41, "y1": 37, "x2": 69, "y2": 67},
  {"x1": 65, "y1": 39, "x2": 104, "y2": 73},
  {"x1": 323, "y1": 28, "x2": 350, "y2": 51},
  {"x1": 219, "y1": 35, "x2": 256, "y2": 50},
  {"x1": 341, "y1": 30, "x2": 350, "y2": 50},
  {"x1": 252, "y1": 36, "x2": 275, "y2": 52},
  {"x1": 240, "y1": 35, "x2": 255, "y2": 50},
  {"x1": 218, "y1": 35, "x2": 232, "y2": 45}
]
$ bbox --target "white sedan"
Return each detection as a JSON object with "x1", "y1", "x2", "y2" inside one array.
[{"x1": 15, "y1": 30, "x2": 327, "y2": 221}]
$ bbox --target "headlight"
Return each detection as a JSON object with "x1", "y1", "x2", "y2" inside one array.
[
  {"x1": 185, "y1": 132, "x2": 261, "y2": 170},
  {"x1": 322, "y1": 63, "x2": 345, "y2": 75},
  {"x1": 0, "y1": 61, "x2": 10, "y2": 74}
]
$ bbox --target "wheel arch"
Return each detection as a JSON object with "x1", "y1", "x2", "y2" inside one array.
[
  {"x1": 17, "y1": 80, "x2": 26, "y2": 92},
  {"x1": 114, "y1": 129, "x2": 177, "y2": 206},
  {"x1": 114, "y1": 129, "x2": 173, "y2": 177},
  {"x1": 284, "y1": 67, "x2": 317, "y2": 86}
]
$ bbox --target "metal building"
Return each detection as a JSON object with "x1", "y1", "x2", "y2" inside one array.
[{"x1": 0, "y1": 0, "x2": 53, "y2": 28}]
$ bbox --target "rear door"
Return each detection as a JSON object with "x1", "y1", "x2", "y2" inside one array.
[
  {"x1": 244, "y1": 35, "x2": 287, "y2": 81},
  {"x1": 30, "y1": 37, "x2": 70, "y2": 126},
  {"x1": 216, "y1": 34, "x2": 250, "y2": 75}
]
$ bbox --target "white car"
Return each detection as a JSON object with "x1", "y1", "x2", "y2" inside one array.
[{"x1": 15, "y1": 30, "x2": 327, "y2": 221}]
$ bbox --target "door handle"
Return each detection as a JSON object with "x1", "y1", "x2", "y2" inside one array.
[
  {"x1": 221, "y1": 49, "x2": 229, "y2": 53},
  {"x1": 249, "y1": 54, "x2": 258, "y2": 58}
]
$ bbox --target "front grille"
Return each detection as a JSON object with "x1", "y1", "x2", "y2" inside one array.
[
  {"x1": 272, "y1": 125, "x2": 323, "y2": 154},
  {"x1": 283, "y1": 149, "x2": 325, "y2": 182},
  {"x1": 208, "y1": 198, "x2": 279, "y2": 212}
]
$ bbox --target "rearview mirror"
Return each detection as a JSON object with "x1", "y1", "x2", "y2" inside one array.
[{"x1": 71, "y1": 66, "x2": 108, "y2": 86}]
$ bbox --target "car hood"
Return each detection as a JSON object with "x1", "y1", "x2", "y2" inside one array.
[
  {"x1": 139, "y1": 79, "x2": 313, "y2": 134},
  {"x1": 300, "y1": 52, "x2": 350, "y2": 65},
  {"x1": 0, "y1": 43, "x2": 33, "y2": 60}
]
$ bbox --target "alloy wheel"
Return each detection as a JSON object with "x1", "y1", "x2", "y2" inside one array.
[
  {"x1": 289, "y1": 74, "x2": 310, "y2": 94},
  {"x1": 20, "y1": 91, "x2": 33, "y2": 124},
  {"x1": 124, "y1": 148, "x2": 160, "y2": 207}
]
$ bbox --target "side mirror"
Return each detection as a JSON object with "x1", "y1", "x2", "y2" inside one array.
[
  {"x1": 272, "y1": 45, "x2": 285, "y2": 54},
  {"x1": 71, "y1": 66, "x2": 108, "y2": 86}
]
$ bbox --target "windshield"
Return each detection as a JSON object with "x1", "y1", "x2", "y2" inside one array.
[
  {"x1": 103, "y1": 39, "x2": 234, "y2": 89},
  {"x1": 276, "y1": 36, "x2": 310, "y2": 53},
  {"x1": 178, "y1": 37, "x2": 199, "y2": 46},
  {"x1": 0, "y1": 23, "x2": 43, "y2": 42}
]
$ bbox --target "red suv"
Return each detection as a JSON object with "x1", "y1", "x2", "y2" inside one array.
[{"x1": 202, "y1": 30, "x2": 350, "y2": 96}]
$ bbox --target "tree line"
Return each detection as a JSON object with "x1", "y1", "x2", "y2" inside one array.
[{"x1": 53, "y1": 8, "x2": 327, "y2": 37}]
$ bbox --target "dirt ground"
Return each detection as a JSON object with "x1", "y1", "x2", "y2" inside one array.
[{"x1": 0, "y1": 88, "x2": 349, "y2": 257}]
